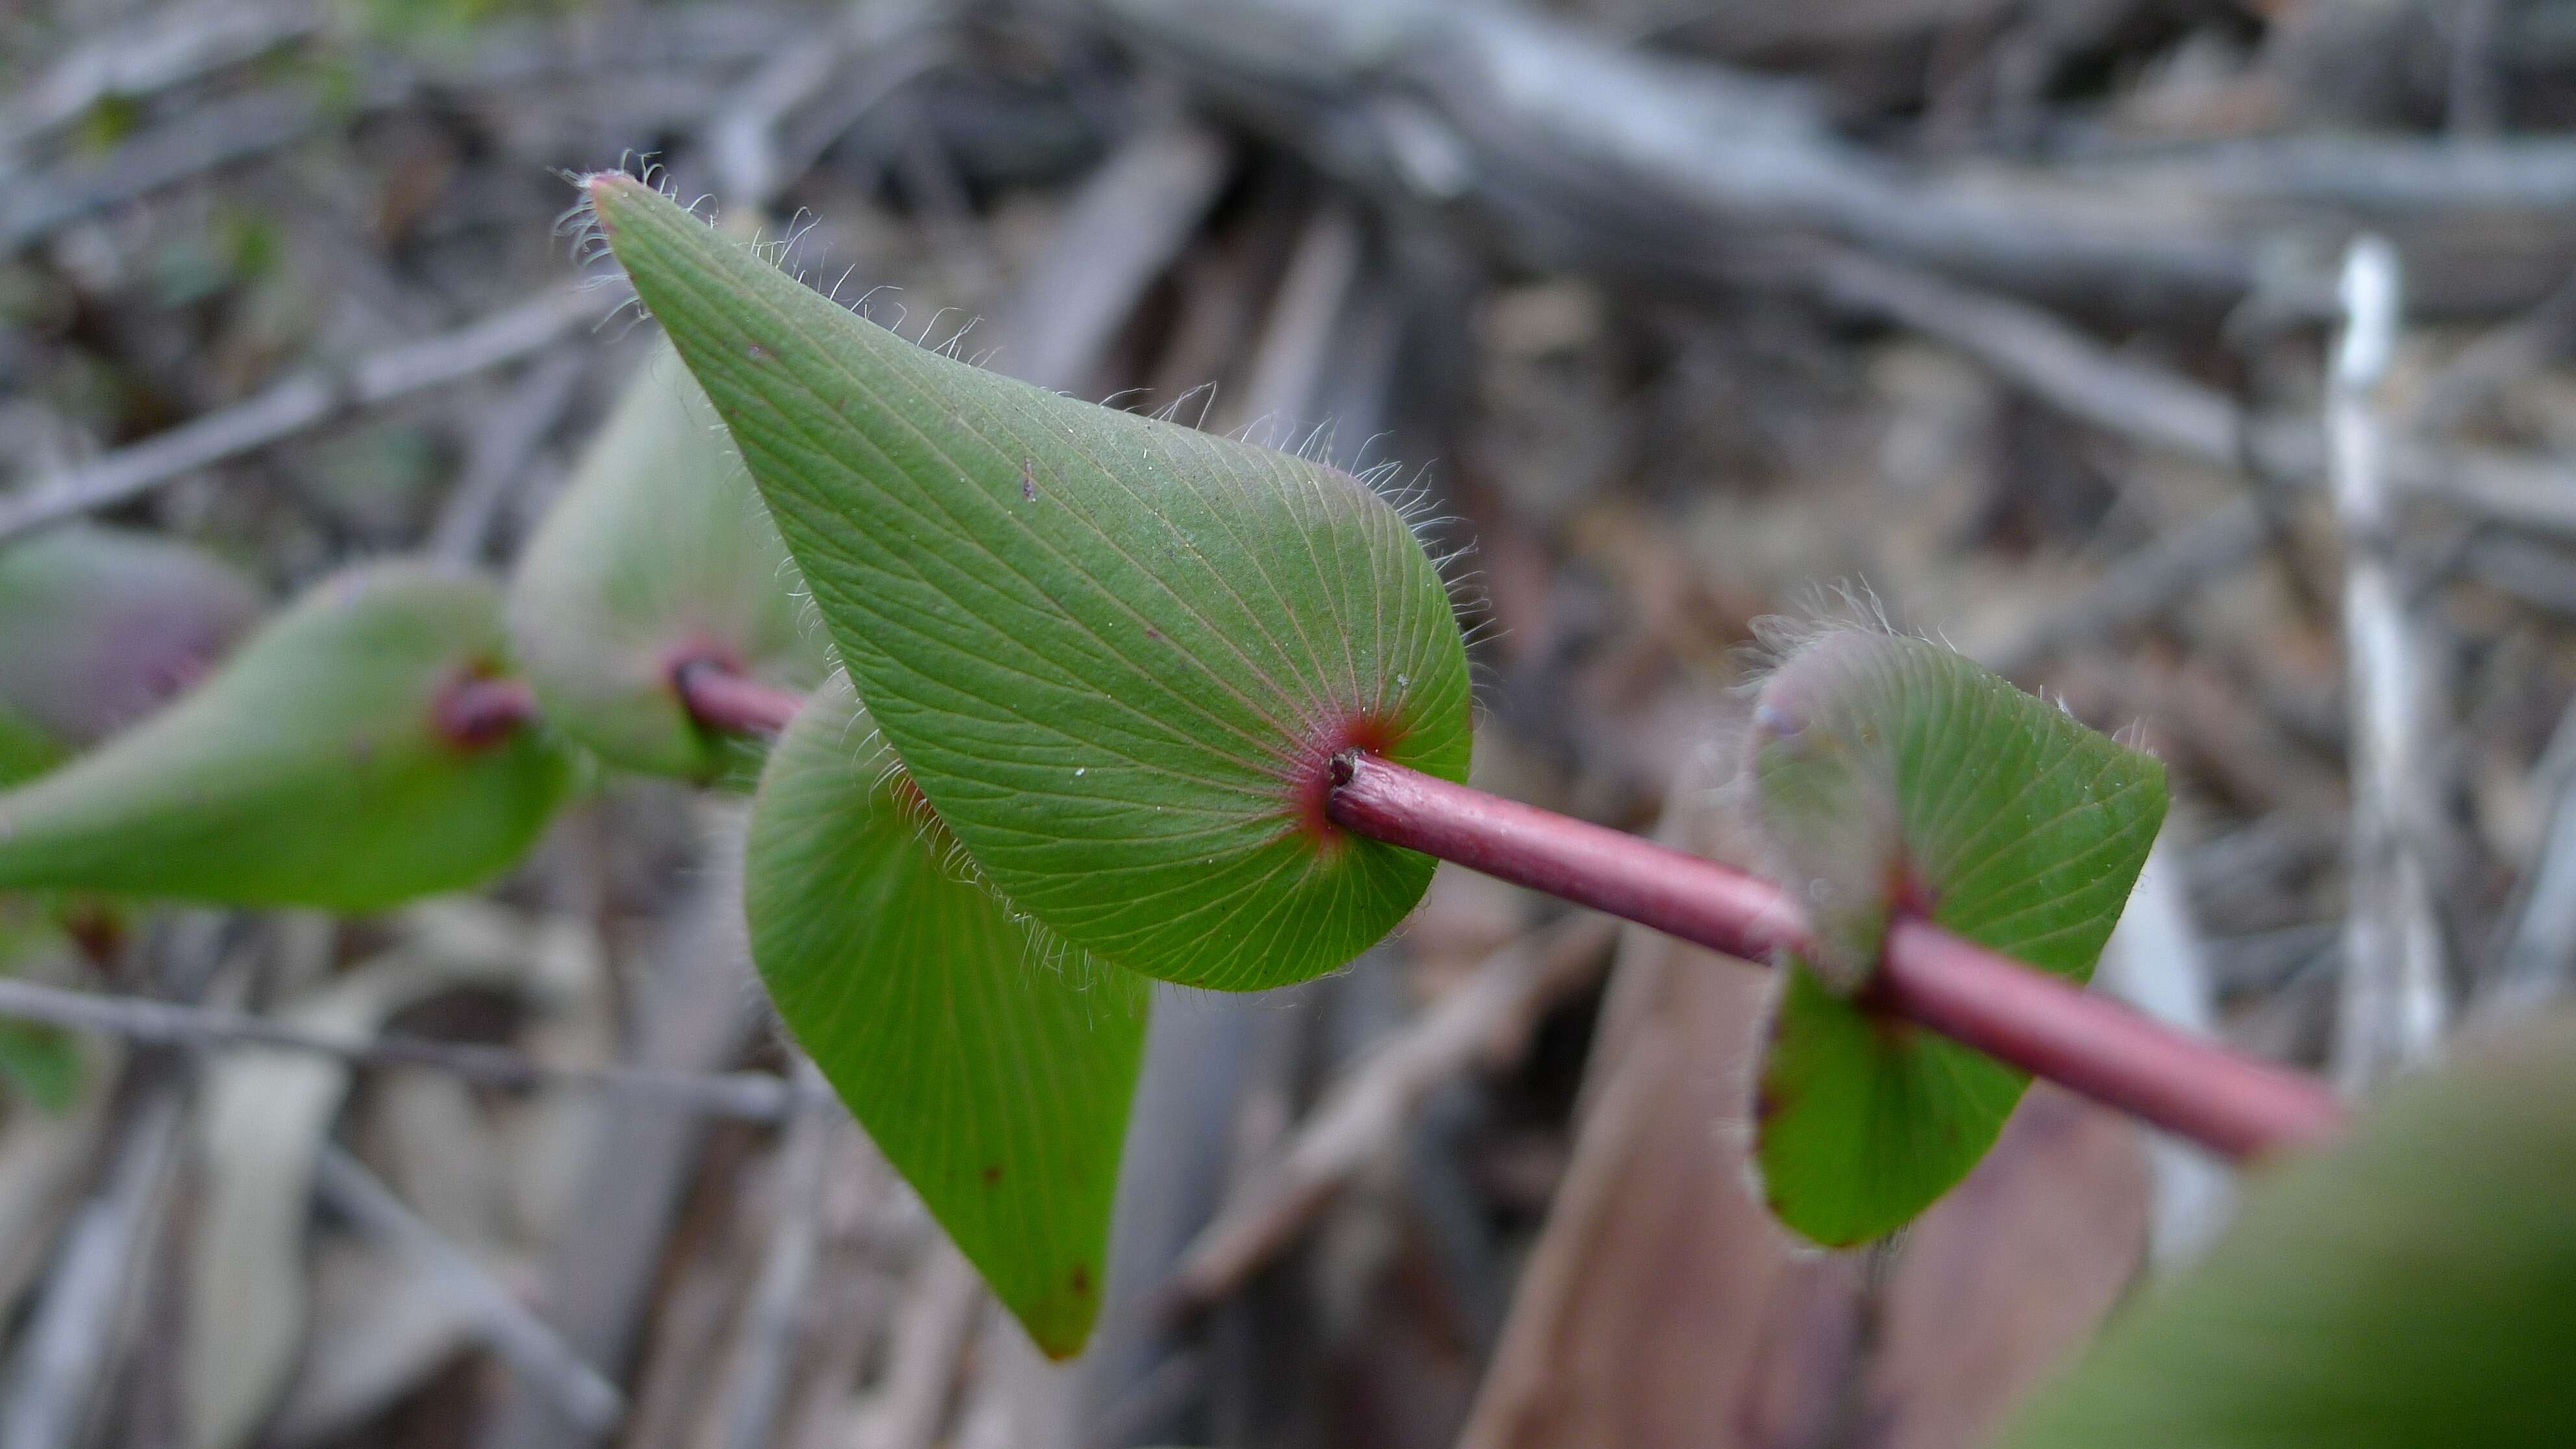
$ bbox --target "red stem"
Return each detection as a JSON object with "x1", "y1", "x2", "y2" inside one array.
[
  {"x1": 434, "y1": 675, "x2": 538, "y2": 749},
  {"x1": 671, "y1": 660, "x2": 804, "y2": 736},
  {"x1": 1326, "y1": 751, "x2": 2344, "y2": 1160}
]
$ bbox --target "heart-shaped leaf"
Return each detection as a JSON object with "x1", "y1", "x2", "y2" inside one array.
[
  {"x1": 1998, "y1": 1013, "x2": 2576, "y2": 1448},
  {"x1": 0, "y1": 562, "x2": 575, "y2": 911},
  {"x1": 747, "y1": 670, "x2": 1148, "y2": 1356},
  {"x1": 508, "y1": 335, "x2": 826, "y2": 784},
  {"x1": 0, "y1": 524, "x2": 263, "y2": 784},
  {"x1": 1744, "y1": 628, "x2": 2166, "y2": 1246},
  {"x1": 587, "y1": 175, "x2": 1472, "y2": 991}
]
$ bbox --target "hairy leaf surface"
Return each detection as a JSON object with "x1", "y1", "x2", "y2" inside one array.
[
  {"x1": 2000, "y1": 1014, "x2": 2576, "y2": 1448},
  {"x1": 1745, "y1": 630, "x2": 2165, "y2": 1245},
  {"x1": 0, "y1": 563, "x2": 573, "y2": 910},
  {"x1": 509, "y1": 335, "x2": 826, "y2": 784},
  {"x1": 747, "y1": 671, "x2": 1146, "y2": 1356},
  {"x1": 589, "y1": 175, "x2": 1472, "y2": 990}
]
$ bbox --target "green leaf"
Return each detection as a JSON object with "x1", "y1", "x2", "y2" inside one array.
[
  {"x1": 0, "y1": 523, "x2": 264, "y2": 784},
  {"x1": 508, "y1": 334, "x2": 828, "y2": 785},
  {"x1": 746, "y1": 671, "x2": 1147, "y2": 1356},
  {"x1": 0, "y1": 562, "x2": 575, "y2": 911},
  {"x1": 1998, "y1": 1014, "x2": 2576, "y2": 1448},
  {"x1": 0, "y1": 709, "x2": 60, "y2": 791},
  {"x1": 1744, "y1": 628, "x2": 2166, "y2": 1246},
  {"x1": 587, "y1": 175, "x2": 1472, "y2": 991}
]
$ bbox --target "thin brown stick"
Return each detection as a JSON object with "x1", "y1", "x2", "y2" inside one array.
[
  {"x1": 1807, "y1": 244, "x2": 2576, "y2": 539},
  {"x1": 852, "y1": 1245, "x2": 984, "y2": 1449},
  {"x1": 2328, "y1": 237, "x2": 2451, "y2": 1093},
  {"x1": 0, "y1": 288, "x2": 618, "y2": 543},
  {"x1": 315, "y1": 1146, "x2": 625, "y2": 1435},
  {"x1": 0, "y1": 976, "x2": 813, "y2": 1123},
  {"x1": 1163, "y1": 913, "x2": 1620, "y2": 1311},
  {"x1": 715, "y1": 1060, "x2": 839, "y2": 1449}
]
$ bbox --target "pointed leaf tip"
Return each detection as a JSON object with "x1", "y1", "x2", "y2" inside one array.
[
  {"x1": 595, "y1": 179, "x2": 1472, "y2": 991},
  {"x1": 747, "y1": 672, "x2": 1146, "y2": 1356},
  {"x1": 1745, "y1": 628, "x2": 2166, "y2": 1246}
]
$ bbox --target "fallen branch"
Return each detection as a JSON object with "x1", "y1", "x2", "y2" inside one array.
[
  {"x1": 0, "y1": 286, "x2": 620, "y2": 543},
  {"x1": 2478, "y1": 698, "x2": 2576, "y2": 1019},
  {"x1": 2326, "y1": 238, "x2": 2452, "y2": 1093},
  {"x1": 0, "y1": 0, "x2": 321, "y2": 158},
  {"x1": 715, "y1": 1059, "x2": 839, "y2": 1449},
  {"x1": 0, "y1": 976, "x2": 814, "y2": 1123},
  {"x1": 1164, "y1": 912, "x2": 1619, "y2": 1311},
  {"x1": 0, "y1": 1085, "x2": 187, "y2": 1449},
  {"x1": 1097, "y1": 0, "x2": 2576, "y2": 316},
  {"x1": 852, "y1": 1244, "x2": 984, "y2": 1449},
  {"x1": 315, "y1": 1145, "x2": 625, "y2": 1437},
  {"x1": 1807, "y1": 246, "x2": 2576, "y2": 540},
  {"x1": 0, "y1": 88, "x2": 330, "y2": 253}
]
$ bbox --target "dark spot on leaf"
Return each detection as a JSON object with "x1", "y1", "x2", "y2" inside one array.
[
  {"x1": 1069, "y1": 1265, "x2": 1091, "y2": 1296},
  {"x1": 1144, "y1": 626, "x2": 1164, "y2": 643},
  {"x1": 981, "y1": 1163, "x2": 1003, "y2": 1187},
  {"x1": 1021, "y1": 460, "x2": 1036, "y2": 502},
  {"x1": 747, "y1": 343, "x2": 769, "y2": 363}
]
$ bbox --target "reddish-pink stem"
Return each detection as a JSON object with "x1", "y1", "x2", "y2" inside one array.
[
  {"x1": 1326, "y1": 751, "x2": 2344, "y2": 1160},
  {"x1": 433, "y1": 675, "x2": 538, "y2": 749},
  {"x1": 671, "y1": 660, "x2": 804, "y2": 736}
]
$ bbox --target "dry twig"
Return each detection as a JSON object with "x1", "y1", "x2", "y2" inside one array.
[
  {"x1": 2477, "y1": 699, "x2": 2576, "y2": 1019},
  {"x1": 1165, "y1": 913, "x2": 1617, "y2": 1311},
  {"x1": 2327, "y1": 236, "x2": 2451, "y2": 1093},
  {"x1": 0, "y1": 976, "x2": 816, "y2": 1123},
  {"x1": 852, "y1": 1244, "x2": 985, "y2": 1449},
  {"x1": 0, "y1": 1087, "x2": 186, "y2": 1449},
  {"x1": 427, "y1": 349, "x2": 591, "y2": 566},
  {"x1": 0, "y1": 1, "x2": 321, "y2": 160},
  {"x1": 0, "y1": 287, "x2": 620, "y2": 543},
  {"x1": 2094, "y1": 846, "x2": 2235, "y2": 1267},
  {"x1": 715, "y1": 1060, "x2": 839, "y2": 1449},
  {"x1": 314, "y1": 1146, "x2": 624, "y2": 1436}
]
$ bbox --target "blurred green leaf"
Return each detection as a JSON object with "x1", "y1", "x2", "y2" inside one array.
[
  {"x1": 589, "y1": 175, "x2": 1472, "y2": 991},
  {"x1": 509, "y1": 335, "x2": 826, "y2": 784},
  {"x1": 0, "y1": 523, "x2": 264, "y2": 779},
  {"x1": 1999, "y1": 1013, "x2": 2576, "y2": 1448},
  {"x1": 0, "y1": 562, "x2": 573, "y2": 911},
  {"x1": 1745, "y1": 629, "x2": 2165, "y2": 1246},
  {"x1": 0, "y1": 708, "x2": 62, "y2": 789},
  {"x1": 747, "y1": 672, "x2": 1147, "y2": 1356}
]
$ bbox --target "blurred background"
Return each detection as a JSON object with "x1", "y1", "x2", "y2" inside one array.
[{"x1": 4, "y1": 0, "x2": 2575, "y2": 1445}]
